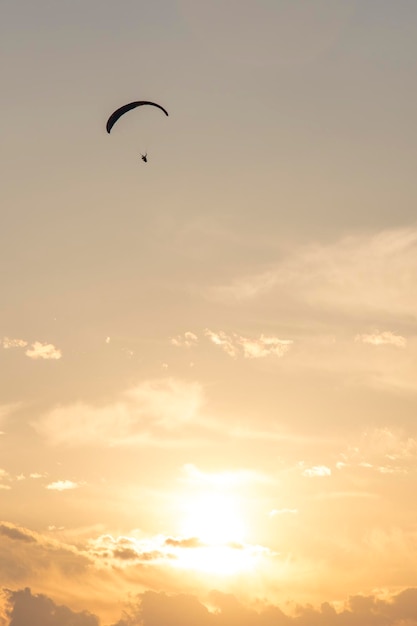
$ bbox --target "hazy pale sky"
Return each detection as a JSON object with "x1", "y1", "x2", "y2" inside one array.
[{"x1": 2, "y1": 2, "x2": 417, "y2": 625}]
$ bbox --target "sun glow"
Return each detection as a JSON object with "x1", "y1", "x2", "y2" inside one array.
[
  {"x1": 180, "y1": 493, "x2": 246, "y2": 544},
  {"x1": 172, "y1": 542, "x2": 260, "y2": 575},
  {"x1": 171, "y1": 492, "x2": 260, "y2": 575}
]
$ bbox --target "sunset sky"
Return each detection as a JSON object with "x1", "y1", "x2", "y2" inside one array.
[{"x1": 2, "y1": 2, "x2": 417, "y2": 625}]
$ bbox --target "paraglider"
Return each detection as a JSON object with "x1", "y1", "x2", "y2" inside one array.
[{"x1": 106, "y1": 100, "x2": 169, "y2": 162}]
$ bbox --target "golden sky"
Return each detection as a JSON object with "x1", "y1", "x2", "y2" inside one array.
[{"x1": 2, "y1": 1, "x2": 417, "y2": 625}]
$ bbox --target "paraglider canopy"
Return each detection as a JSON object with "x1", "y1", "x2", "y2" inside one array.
[{"x1": 106, "y1": 100, "x2": 169, "y2": 134}]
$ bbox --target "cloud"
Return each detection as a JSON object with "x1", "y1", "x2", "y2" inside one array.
[
  {"x1": 209, "y1": 227, "x2": 417, "y2": 320},
  {"x1": 164, "y1": 537, "x2": 203, "y2": 549},
  {"x1": 238, "y1": 335, "x2": 292, "y2": 358},
  {"x1": 337, "y1": 428, "x2": 417, "y2": 475},
  {"x1": 87, "y1": 534, "x2": 169, "y2": 567},
  {"x1": 301, "y1": 465, "x2": 331, "y2": 477},
  {"x1": 1, "y1": 337, "x2": 28, "y2": 349},
  {"x1": 25, "y1": 342, "x2": 62, "y2": 360},
  {"x1": 0, "y1": 524, "x2": 36, "y2": 543},
  {"x1": 269, "y1": 508, "x2": 298, "y2": 516},
  {"x1": 85, "y1": 530, "x2": 272, "y2": 576},
  {"x1": 0, "y1": 522, "x2": 92, "y2": 590},
  {"x1": 205, "y1": 329, "x2": 292, "y2": 359},
  {"x1": 171, "y1": 332, "x2": 199, "y2": 348},
  {"x1": 34, "y1": 378, "x2": 205, "y2": 447},
  {"x1": 107, "y1": 588, "x2": 417, "y2": 626},
  {"x1": 0, "y1": 469, "x2": 11, "y2": 490},
  {"x1": 0, "y1": 404, "x2": 21, "y2": 431},
  {"x1": 3, "y1": 586, "x2": 417, "y2": 626},
  {"x1": 355, "y1": 331, "x2": 407, "y2": 348},
  {"x1": 182, "y1": 464, "x2": 269, "y2": 487},
  {"x1": 3, "y1": 587, "x2": 99, "y2": 626},
  {"x1": 0, "y1": 517, "x2": 417, "y2": 626},
  {"x1": 1, "y1": 338, "x2": 62, "y2": 360},
  {"x1": 204, "y1": 330, "x2": 238, "y2": 357},
  {"x1": 46, "y1": 480, "x2": 80, "y2": 491}
]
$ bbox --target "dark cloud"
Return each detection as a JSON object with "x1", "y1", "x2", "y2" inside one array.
[
  {"x1": 164, "y1": 537, "x2": 202, "y2": 549},
  {"x1": 0, "y1": 523, "x2": 91, "y2": 586},
  {"x1": 113, "y1": 548, "x2": 140, "y2": 561},
  {"x1": 112, "y1": 548, "x2": 167, "y2": 562},
  {"x1": 0, "y1": 526, "x2": 36, "y2": 544},
  {"x1": 108, "y1": 589, "x2": 417, "y2": 626},
  {"x1": 4, "y1": 588, "x2": 98, "y2": 626},
  {"x1": 2, "y1": 587, "x2": 417, "y2": 626},
  {"x1": 136, "y1": 591, "x2": 213, "y2": 626}
]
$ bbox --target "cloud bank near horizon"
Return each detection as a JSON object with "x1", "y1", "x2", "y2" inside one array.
[{"x1": 2, "y1": 586, "x2": 417, "y2": 626}]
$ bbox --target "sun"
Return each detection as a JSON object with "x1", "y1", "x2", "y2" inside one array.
[
  {"x1": 170, "y1": 492, "x2": 261, "y2": 575},
  {"x1": 180, "y1": 493, "x2": 246, "y2": 544}
]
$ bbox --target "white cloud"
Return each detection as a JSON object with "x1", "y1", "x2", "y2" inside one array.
[
  {"x1": 238, "y1": 334, "x2": 293, "y2": 358},
  {"x1": 204, "y1": 329, "x2": 239, "y2": 357},
  {"x1": 46, "y1": 480, "x2": 79, "y2": 491},
  {"x1": 205, "y1": 329, "x2": 292, "y2": 359},
  {"x1": 2, "y1": 338, "x2": 62, "y2": 360},
  {"x1": 2, "y1": 336, "x2": 28, "y2": 349},
  {"x1": 34, "y1": 378, "x2": 205, "y2": 447},
  {"x1": 25, "y1": 342, "x2": 62, "y2": 360},
  {"x1": 171, "y1": 332, "x2": 199, "y2": 348},
  {"x1": 302, "y1": 465, "x2": 331, "y2": 477},
  {"x1": 355, "y1": 331, "x2": 406, "y2": 347},
  {"x1": 269, "y1": 508, "x2": 298, "y2": 516},
  {"x1": 14, "y1": 472, "x2": 47, "y2": 481}
]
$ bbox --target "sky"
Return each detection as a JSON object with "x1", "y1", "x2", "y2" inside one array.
[{"x1": 1, "y1": 1, "x2": 417, "y2": 624}]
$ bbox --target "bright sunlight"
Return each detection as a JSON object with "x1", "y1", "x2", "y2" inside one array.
[{"x1": 171, "y1": 492, "x2": 262, "y2": 575}]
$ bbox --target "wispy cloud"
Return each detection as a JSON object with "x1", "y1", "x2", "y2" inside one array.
[
  {"x1": 337, "y1": 427, "x2": 417, "y2": 475},
  {"x1": 0, "y1": 523, "x2": 37, "y2": 543},
  {"x1": 269, "y1": 508, "x2": 298, "y2": 516},
  {"x1": 205, "y1": 329, "x2": 292, "y2": 359},
  {"x1": 2, "y1": 336, "x2": 28, "y2": 349},
  {"x1": 355, "y1": 331, "x2": 406, "y2": 347},
  {"x1": 209, "y1": 228, "x2": 417, "y2": 320},
  {"x1": 301, "y1": 464, "x2": 331, "y2": 477},
  {"x1": 182, "y1": 463, "x2": 269, "y2": 487},
  {"x1": 34, "y1": 378, "x2": 205, "y2": 447},
  {"x1": 0, "y1": 403, "x2": 21, "y2": 432},
  {"x1": 204, "y1": 329, "x2": 238, "y2": 357},
  {"x1": 171, "y1": 332, "x2": 199, "y2": 348},
  {"x1": 0, "y1": 468, "x2": 11, "y2": 490}
]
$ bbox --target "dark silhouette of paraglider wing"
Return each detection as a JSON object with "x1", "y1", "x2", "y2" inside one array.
[{"x1": 106, "y1": 101, "x2": 169, "y2": 133}]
